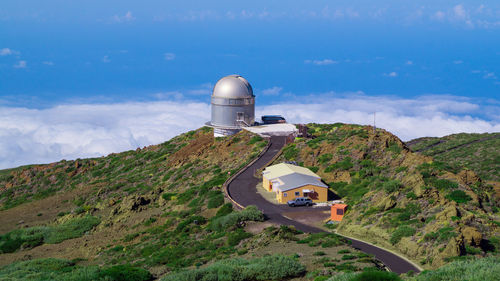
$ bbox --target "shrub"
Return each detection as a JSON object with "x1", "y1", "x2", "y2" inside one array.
[
  {"x1": 326, "y1": 157, "x2": 354, "y2": 172},
  {"x1": 437, "y1": 227, "x2": 457, "y2": 242},
  {"x1": 406, "y1": 192, "x2": 417, "y2": 199},
  {"x1": 161, "y1": 192, "x2": 176, "y2": 201},
  {"x1": 44, "y1": 216, "x2": 101, "y2": 244},
  {"x1": 226, "y1": 228, "x2": 252, "y2": 246},
  {"x1": 215, "y1": 203, "x2": 233, "y2": 217},
  {"x1": 207, "y1": 193, "x2": 224, "y2": 209},
  {"x1": 383, "y1": 180, "x2": 402, "y2": 194},
  {"x1": 353, "y1": 270, "x2": 401, "y2": 281},
  {"x1": 341, "y1": 254, "x2": 357, "y2": 260},
  {"x1": 176, "y1": 188, "x2": 197, "y2": 204},
  {"x1": 283, "y1": 144, "x2": 300, "y2": 160},
  {"x1": 424, "y1": 232, "x2": 439, "y2": 241},
  {"x1": 313, "y1": 251, "x2": 326, "y2": 256},
  {"x1": 446, "y1": 190, "x2": 472, "y2": 204},
  {"x1": 319, "y1": 154, "x2": 333, "y2": 164},
  {"x1": 210, "y1": 205, "x2": 264, "y2": 232},
  {"x1": 395, "y1": 166, "x2": 408, "y2": 173},
  {"x1": 0, "y1": 258, "x2": 102, "y2": 281},
  {"x1": 429, "y1": 178, "x2": 459, "y2": 190},
  {"x1": 247, "y1": 135, "x2": 263, "y2": 145},
  {"x1": 161, "y1": 255, "x2": 306, "y2": 281},
  {"x1": 98, "y1": 264, "x2": 153, "y2": 281},
  {"x1": 407, "y1": 256, "x2": 500, "y2": 281},
  {"x1": 308, "y1": 166, "x2": 320, "y2": 173},
  {"x1": 390, "y1": 226, "x2": 416, "y2": 244},
  {"x1": 387, "y1": 142, "x2": 402, "y2": 155},
  {"x1": 0, "y1": 216, "x2": 100, "y2": 253}
]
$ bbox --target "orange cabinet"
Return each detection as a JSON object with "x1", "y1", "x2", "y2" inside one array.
[{"x1": 331, "y1": 204, "x2": 348, "y2": 221}]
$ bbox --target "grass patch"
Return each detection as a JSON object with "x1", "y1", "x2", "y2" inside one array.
[
  {"x1": 161, "y1": 255, "x2": 305, "y2": 281},
  {"x1": 0, "y1": 216, "x2": 100, "y2": 253},
  {"x1": 408, "y1": 256, "x2": 500, "y2": 281},
  {"x1": 390, "y1": 226, "x2": 416, "y2": 245},
  {"x1": 446, "y1": 190, "x2": 472, "y2": 204},
  {"x1": 0, "y1": 258, "x2": 152, "y2": 281}
]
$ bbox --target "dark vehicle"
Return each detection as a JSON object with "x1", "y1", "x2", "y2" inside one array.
[
  {"x1": 287, "y1": 197, "x2": 313, "y2": 207},
  {"x1": 261, "y1": 115, "x2": 286, "y2": 124}
]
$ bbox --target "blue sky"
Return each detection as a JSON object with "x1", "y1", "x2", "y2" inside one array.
[{"x1": 0, "y1": 1, "x2": 499, "y2": 168}]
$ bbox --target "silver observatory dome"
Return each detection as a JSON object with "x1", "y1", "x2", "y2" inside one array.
[
  {"x1": 212, "y1": 75, "x2": 253, "y2": 99},
  {"x1": 210, "y1": 75, "x2": 255, "y2": 136}
]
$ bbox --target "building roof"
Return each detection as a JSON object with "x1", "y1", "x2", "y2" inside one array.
[
  {"x1": 273, "y1": 173, "x2": 328, "y2": 192},
  {"x1": 263, "y1": 163, "x2": 320, "y2": 180},
  {"x1": 332, "y1": 204, "x2": 348, "y2": 209},
  {"x1": 212, "y1": 75, "x2": 254, "y2": 99},
  {"x1": 244, "y1": 123, "x2": 297, "y2": 137}
]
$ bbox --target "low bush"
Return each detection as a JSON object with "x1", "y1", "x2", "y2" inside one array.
[
  {"x1": 215, "y1": 203, "x2": 233, "y2": 217},
  {"x1": 390, "y1": 226, "x2": 416, "y2": 244},
  {"x1": 247, "y1": 135, "x2": 263, "y2": 145},
  {"x1": 210, "y1": 205, "x2": 264, "y2": 232},
  {"x1": 283, "y1": 144, "x2": 300, "y2": 160},
  {"x1": 0, "y1": 216, "x2": 100, "y2": 253},
  {"x1": 325, "y1": 157, "x2": 354, "y2": 172},
  {"x1": 44, "y1": 216, "x2": 101, "y2": 244},
  {"x1": 408, "y1": 256, "x2": 500, "y2": 281},
  {"x1": 387, "y1": 142, "x2": 402, "y2": 155},
  {"x1": 328, "y1": 269, "x2": 401, "y2": 281},
  {"x1": 383, "y1": 180, "x2": 402, "y2": 194},
  {"x1": 0, "y1": 258, "x2": 153, "y2": 281},
  {"x1": 161, "y1": 192, "x2": 176, "y2": 201},
  {"x1": 318, "y1": 153, "x2": 333, "y2": 164},
  {"x1": 207, "y1": 193, "x2": 224, "y2": 209},
  {"x1": 446, "y1": 190, "x2": 472, "y2": 204},
  {"x1": 406, "y1": 192, "x2": 417, "y2": 199},
  {"x1": 226, "y1": 228, "x2": 252, "y2": 246},
  {"x1": 437, "y1": 227, "x2": 457, "y2": 242},
  {"x1": 428, "y1": 178, "x2": 459, "y2": 190},
  {"x1": 98, "y1": 264, "x2": 153, "y2": 281},
  {"x1": 308, "y1": 166, "x2": 320, "y2": 173},
  {"x1": 341, "y1": 254, "x2": 357, "y2": 260},
  {"x1": 161, "y1": 255, "x2": 306, "y2": 281}
]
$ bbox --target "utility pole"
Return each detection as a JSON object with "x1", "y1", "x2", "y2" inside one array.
[{"x1": 373, "y1": 112, "x2": 376, "y2": 134}]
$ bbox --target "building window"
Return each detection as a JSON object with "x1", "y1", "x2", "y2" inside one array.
[
  {"x1": 337, "y1": 209, "x2": 344, "y2": 215},
  {"x1": 295, "y1": 191, "x2": 300, "y2": 196},
  {"x1": 283, "y1": 193, "x2": 287, "y2": 197}
]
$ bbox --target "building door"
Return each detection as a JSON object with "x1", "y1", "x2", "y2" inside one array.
[{"x1": 236, "y1": 112, "x2": 244, "y2": 121}]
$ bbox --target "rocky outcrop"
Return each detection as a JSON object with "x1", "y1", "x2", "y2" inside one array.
[{"x1": 462, "y1": 226, "x2": 482, "y2": 246}]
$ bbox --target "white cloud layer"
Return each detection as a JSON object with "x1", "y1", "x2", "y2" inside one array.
[
  {"x1": 0, "y1": 48, "x2": 19, "y2": 56},
  {"x1": 164, "y1": 53, "x2": 176, "y2": 61},
  {"x1": 305, "y1": 59, "x2": 338, "y2": 65},
  {"x1": 112, "y1": 11, "x2": 135, "y2": 23},
  {"x1": 13, "y1": 60, "x2": 27, "y2": 68},
  {"x1": 0, "y1": 94, "x2": 498, "y2": 169}
]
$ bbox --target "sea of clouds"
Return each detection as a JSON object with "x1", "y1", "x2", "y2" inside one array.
[{"x1": 0, "y1": 93, "x2": 498, "y2": 169}]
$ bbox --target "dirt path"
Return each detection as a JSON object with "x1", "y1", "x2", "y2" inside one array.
[{"x1": 227, "y1": 136, "x2": 421, "y2": 274}]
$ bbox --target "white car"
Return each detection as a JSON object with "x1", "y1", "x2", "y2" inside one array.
[{"x1": 287, "y1": 197, "x2": 313, "y2": 207}]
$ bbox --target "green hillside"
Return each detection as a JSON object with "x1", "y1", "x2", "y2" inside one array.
[
  {"x1": 1, "y1": 125, "x2": 499, "y2": 280},
  {"x1": 0, "y1": 127, "x2": 384, "y2": 280},
  {"x1": 406, "y1": 133, "x2": 500, "y2": 182},
  {"x1": 274, "y1": 124, "x2": 500, "y2": 269}
]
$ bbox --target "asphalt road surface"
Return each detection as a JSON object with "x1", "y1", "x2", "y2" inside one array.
[{"x1": 227, "y1": 135, "x2": 421, "y2": 274}]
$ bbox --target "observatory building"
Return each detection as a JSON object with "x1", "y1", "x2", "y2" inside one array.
[{"x1": 207, "y1": 75, "x2": 255, "y2": 137}]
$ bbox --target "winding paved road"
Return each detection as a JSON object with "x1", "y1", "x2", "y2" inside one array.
[{"x1": 227, "y1": 136, "x2": 421, "y2": 274}]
